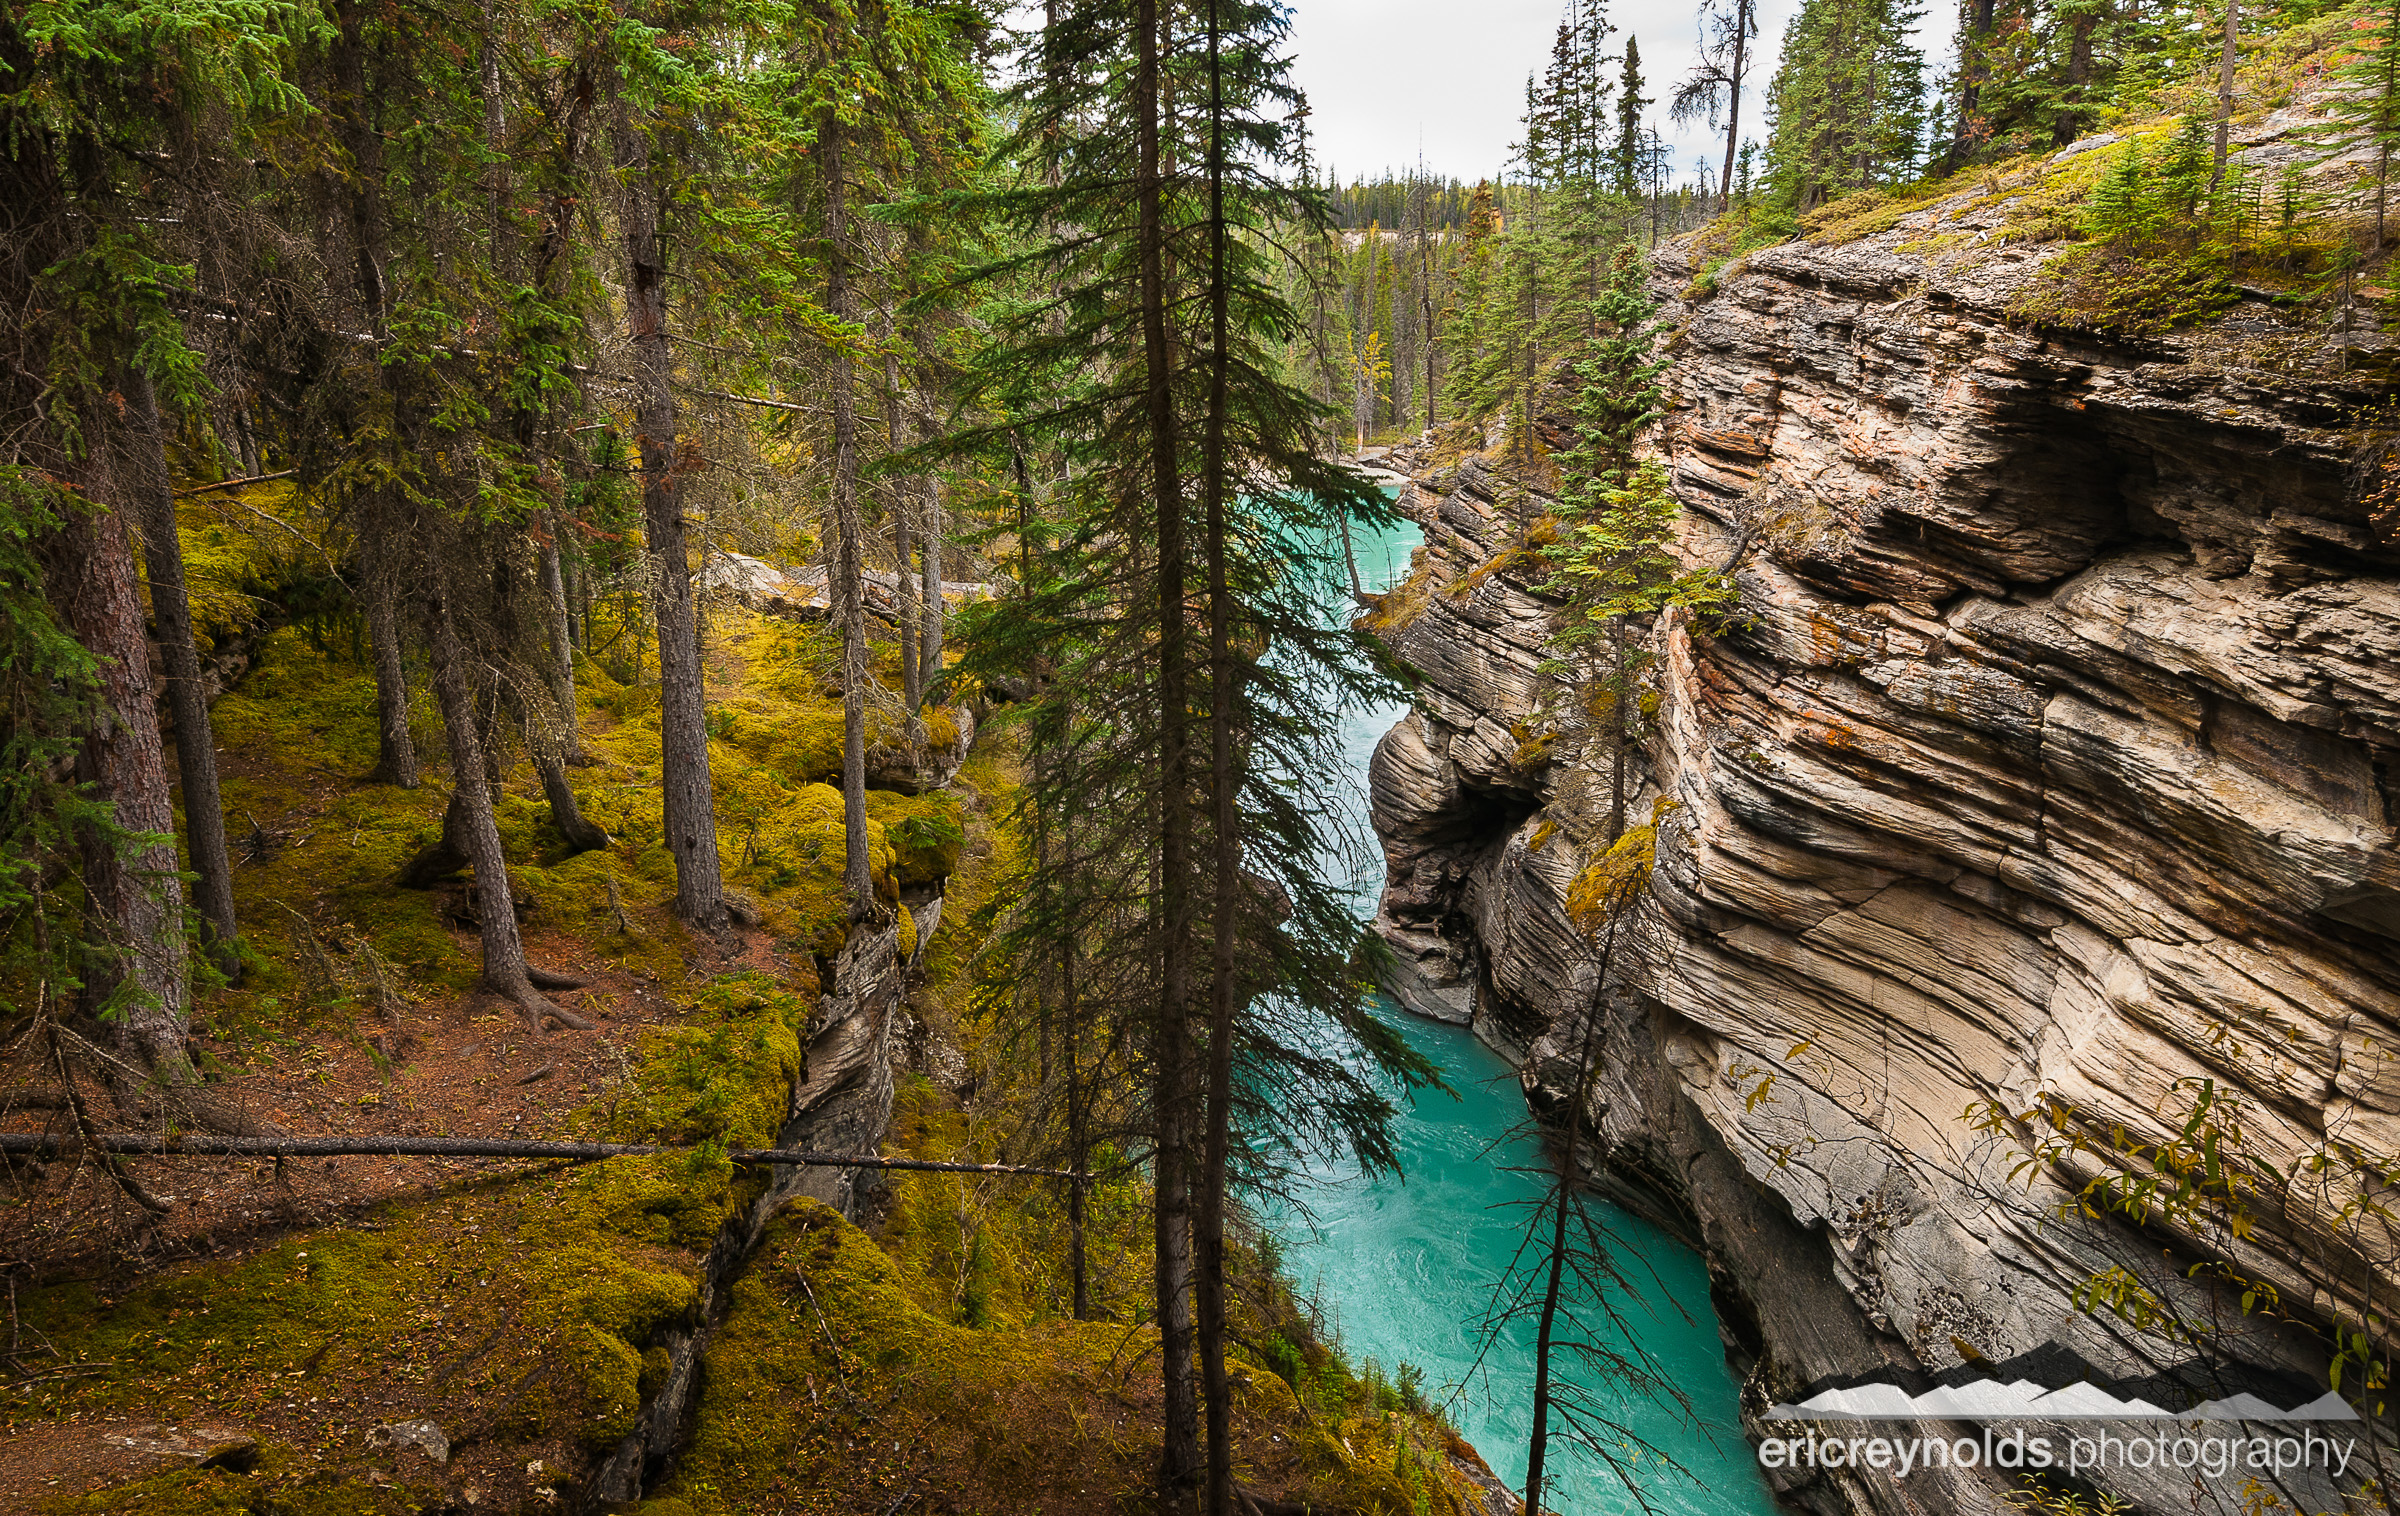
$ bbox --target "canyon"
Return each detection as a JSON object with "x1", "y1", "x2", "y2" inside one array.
[{"x1": 1366, "y1": 186, "x2": 2400, "y2": 1515}]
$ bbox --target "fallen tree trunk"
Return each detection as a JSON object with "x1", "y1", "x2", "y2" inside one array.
[{"x1": 0, "y1": 1130, "x2": 1081, "y2": 1176}]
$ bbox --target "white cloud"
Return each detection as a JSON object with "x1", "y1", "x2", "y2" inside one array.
[{"x1": 1286, "y1": 0, "x2": 1957, "y2": 187}]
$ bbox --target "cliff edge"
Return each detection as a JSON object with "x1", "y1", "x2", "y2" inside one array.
[{"x1": 1367, "y1": 170, "x2": 2400, "y2": 1516}]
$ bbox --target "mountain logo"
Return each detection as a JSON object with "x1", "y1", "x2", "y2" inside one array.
[{"x1": 1764, "y1": 1379, "x2": 2360, "y2": 1422}]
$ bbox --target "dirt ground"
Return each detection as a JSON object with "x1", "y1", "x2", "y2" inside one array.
[{"x1": 0, "y1": 911, "x2": 805, "y2": 1511}]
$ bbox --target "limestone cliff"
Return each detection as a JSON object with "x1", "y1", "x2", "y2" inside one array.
[{"x1": 1367, "y1": 188, "x2": 2400, "y2": 1516}]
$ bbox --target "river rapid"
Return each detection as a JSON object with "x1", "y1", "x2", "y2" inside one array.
[{"x1": 1267, "y1": 499, "x2": 1780, "y2": 1516}]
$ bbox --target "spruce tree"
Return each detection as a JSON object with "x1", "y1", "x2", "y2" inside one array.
[
  {"x1": 1614, "y1": 38, "x2": 1650, "y2": 199},
  {"x1": 1761, "y1": 0, "x2": 1930, "y2": 212},
  {"x1": 2314, "y1": 0, "x2": 2400, "y2": 242},
  {"x1": 961, "y1": 2, "x2": 1437, "y2": 1502}
]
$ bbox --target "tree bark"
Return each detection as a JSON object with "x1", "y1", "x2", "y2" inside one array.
[
  {"x1": 1718, "y1": 0, "x2": 1750, "y2": 213},
  {"x1": 127, "y1": 371, "x2": 239, "y2": 979},
  {"x1": 920, "y1": 480, "x2": 944, "y2": 699},
  {"x1": 2212, "y1": 0, "x2": 2239, "y2": 189},
  {"x1": 43, "y1": 465, "x2": 193, "y2": 1082},
  {"x1": 1198, "y1": 8, "x2": 1239, "y2": 1510},
  {"x1": 365, "y1": 572, "x2": 420, "y2": 787},
  {"x1": 821, "y1": 111, "x2": 879, "y2": 927},
  {"x1": 539, "y1": 514, "x2": 582, "y2": 764},
  {"x1": 1419, "y1": 191, "x2": 1437, "y2": 431},
  {"x1": 1066, "y1": 929, "x2": 1092, "y2": 1320},
  {"x1": 613, "y1": 89, "x2": 729, "y2": 934},
  {"x1": 881, "y1": 327, "x2": 921, "y2": 713},
  {"x1": 1608, "y1": 615, "x2": 1629, "y2": 843},
  {"x1": 1945, "y1": 0, "x2": 1999, "y2": 173},
  {"x1": 425, "y1": 586, "x2": 590, "y2": 1032},
  {"x1": 2056, "y1": 8, "x2": 2099, "y2": 147},
  {"x1": 1139, "y1": 0, "x2": 1203, "y2": 1494},
  {"x1": 1524, "y1": 927, "x2": 1617, "y2": 1516},
  {"x1": 331, "y1": 0, "x2": 419, "y2": 797},
  {"x1": 535, "y1": 744, "x2": 607, "y2": 855}
]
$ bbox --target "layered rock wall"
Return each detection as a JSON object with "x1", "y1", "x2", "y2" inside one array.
[{"x1": 1368, "y1": 191, "x2": 2400, "y2": 1516}]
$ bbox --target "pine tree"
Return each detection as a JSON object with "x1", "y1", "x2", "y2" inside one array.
[
  {"x1": 2157, "y1": 111, "x2": 2215, "y2": 218},
  {"x1": 963, "y1": 3, "x2": 1436, "y2": 1503},
  {"x1": 2086, "y1": 137, "x2": 2153, "y2": 241},
  {"x1": 3, "y1": 0, "x2": 316, "y2": 1120},
  {"x1": 1614, "y1": 38, "x2": 1650, "y2": 199},
  {"x1": 1671, "y1": 0, "x2": 1761, "y2": 213},
  {"x1": 2314, "y1": 0, "x2": 2400, "y2": 242},
  {"x1": 1761, "y1": 0, "x2": 1930, "y2": 211}
]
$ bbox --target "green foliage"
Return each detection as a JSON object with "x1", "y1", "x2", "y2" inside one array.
[
  {"x1": 1541, "y1": 249, "x2": 1735, "y2": 699},
  {"x1": 2008, "y1": 116, "x2": 2296, "y2": 332},
  {"x1": 1760, "y1": 0, "x2": 1930, "y2": 211},
  {"x1": 2310, "y1": 0, "x2": 2400, "y2": 227},
  {"x1": 1970, "y1": 1066, "x2": 2400, "y2": 1418}
]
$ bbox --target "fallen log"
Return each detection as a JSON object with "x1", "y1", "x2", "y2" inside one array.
[{"x1": 0, "y1": 1131, "x2": 1079, "y2": 1178}]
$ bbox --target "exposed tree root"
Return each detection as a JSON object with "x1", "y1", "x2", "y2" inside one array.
[{"x1": 502, "y1": 982, "x2": 595, "y2": 1033}]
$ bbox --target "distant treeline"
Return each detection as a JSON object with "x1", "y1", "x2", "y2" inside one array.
[{"x1": 1322, "y1": 173, "x2": 1484, "y2": 229}]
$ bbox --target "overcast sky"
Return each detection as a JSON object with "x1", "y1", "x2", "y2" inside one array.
[{"x1": 1286, "y1": 0, "x2": 1954, "y2": 187}]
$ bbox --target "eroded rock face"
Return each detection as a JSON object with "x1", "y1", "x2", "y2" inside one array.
[{"x1": 1368, "y1": 201, "x2": 2400, "y2": 1516}]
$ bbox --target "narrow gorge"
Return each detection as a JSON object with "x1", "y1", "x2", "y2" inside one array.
[{"x1": 1366, "y1": 180, "x2": 2400, "y2": 1516}]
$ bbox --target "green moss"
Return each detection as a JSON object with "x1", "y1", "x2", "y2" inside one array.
[
  {"x1": 602, "y1": 977, "x2": 809, "y2": 1150},
  {"x1": 1359, "y1": 548, "x2": 1436, "y2": 634},
  {"x1": 43, "y1": 1444, "x2": 441, "y2": 1515},
  {"x1": 865, "y1": 791, "x2": 964, "y2": 886},
  {"x1": 16, "y1": 969, "x2": 829, "y2": 1506}
]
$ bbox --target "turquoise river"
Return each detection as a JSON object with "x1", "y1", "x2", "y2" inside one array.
[{"x1": 1272, "y1": 502, "x2": 1780, "y2": 1516}]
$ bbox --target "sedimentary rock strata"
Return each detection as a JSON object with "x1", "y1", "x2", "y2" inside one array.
[{"x1": 1368, "y1": 182, "x2": 2400, "y2": 1516}]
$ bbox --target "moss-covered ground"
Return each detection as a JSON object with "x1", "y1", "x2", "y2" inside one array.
[{"x1": 3, "y1": 520, "x2": 1497, "y2": 1515}]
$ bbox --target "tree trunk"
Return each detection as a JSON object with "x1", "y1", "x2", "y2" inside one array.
[
  {"x1": 127, "y1": 372, "x2": 239, "y2": 979},
  {"x1": 1719, "y1": 0, "x2": 1749, "y2": 212},
  {"x1": 1198, "y1": 10, "x2": 1240, "y2": 1509},
  {"x1": 230, "y1": 402, "x2": 262, "y2": 479},
  {"x1": 822, "y1": 111, "x2": 879, "y2": 926},
  {"x1": 1524, "y1": 929, "x2": 1617, "y2": 1516},
  {"x1": 535, "y1": 744, "x2": 607, "y2": 855},
  {"x1": 1139, "y1": 0, "x2": 1202, "y2": 1495},
  {"x1": 920, "y1": 480, "x2": 944, "y2": 700},
  {"x1": 43, "y1": 465, "x2": 193, "y2": 1082},
  {"x1": 882, "y1": 336, "x2": 921, "y2": 713},
  {"x1": 2056, "y1": 9, "x2": 2099, "y2": 147},
  {"x1": 1066, "y1": 931, "x2": 1092, "y2": 1320},
  {"x1": 365, "y1": 572, "x2": 420, "y2": 787},
  {"x1": 1945, "y1": 0, "x2": 1999, "y2": 173},
  {"x1": 539, "y1": 512, "x2": 582, "y2": 764},
  {"x1": 2212, "y1": 0, "x2": 2239, "y2": 189},
  {"x1": 614, "y1": 90, "x2": 728, "y2": 935},
  {"x1": 1608, "y1": 608, "x2": 1629, "y2": 842},
  {"x1": 1523, "y1": 1170, "x2": 1571, "y2": 1515},
  {"x1": 425, "y1": 589, "x2": 590, "y2": 1032},
  {"x1": 1420, "y1": 214, "x2": 1437, "y2": 431}
]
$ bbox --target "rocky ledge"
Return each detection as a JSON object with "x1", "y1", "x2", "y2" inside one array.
[{"x1": 1367, "y1": 186, "x2": 2400, "y2": 1516}]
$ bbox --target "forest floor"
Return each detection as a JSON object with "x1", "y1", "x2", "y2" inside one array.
[{"x1": 0, "y1": 597, "x2": 1499, "y2": 1516}]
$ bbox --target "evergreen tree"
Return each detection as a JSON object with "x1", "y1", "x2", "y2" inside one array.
[
  {"x1": 1761, "y1": 0, "x2": 1930, "y2": 211},
  {"x1": 2314, "y1": 0, "x2": 2400, "y2": 241},
  {"x1": 1614, "y1": 37, "x2": 1650, "y2": 199},
  {"x1": 1440, "y1": 181, "x2": 1504, "y2": 418},
  {"x1": 2, "y1": 0, "x2": 310, "y2": 1120},
  {"x1": 1671, "y1": 0, "x2": 1761, "y2": 213},
  {"x1": 963, "y1": 3, "x2": 1436, "y2": 1504}
]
